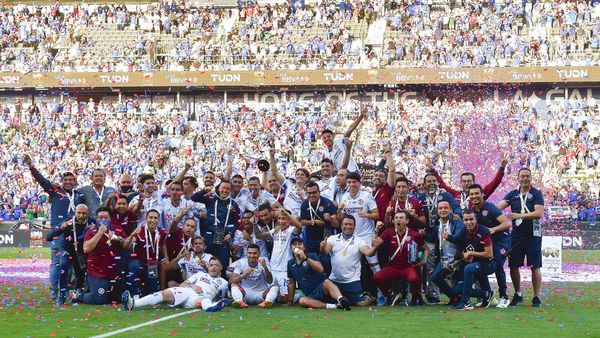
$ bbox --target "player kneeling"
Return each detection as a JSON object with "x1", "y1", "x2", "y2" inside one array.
[
  {"x1": 122, "y1": 257, "x2": 228, "y2": 312},
  {"x1": 229, "y1": 244, "x2": 279, "y2": 308},
  {"x1": 287, "y1": 237, "x2": 351, "y2": 310}
]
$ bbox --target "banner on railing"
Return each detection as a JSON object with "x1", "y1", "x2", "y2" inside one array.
[{"x1": 0, "y1": 66, "x2": 598, "y2": 89}]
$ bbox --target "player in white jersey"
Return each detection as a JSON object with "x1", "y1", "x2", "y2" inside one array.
[
  {"x1": 123, "y1": 257, "x2": 228, "y2": 312},
  {"x1": 231, "y1": 210, "x2": 269, "y2": 262},
  {"x1": 337, "y1": 171, "x2": 384, "y2": 300},
  {"x1": 268, "y1": 148, "x2": 310, "y2": 217},
  {"x1": 256, "y1": 208, "x2": 302, "y2": 300},
  {"x1": 129, "y1": 174, "x2": 162, "y2": 226},
  {"x1": 240, "y1": 176, "x2": 279, "y2": 213},
  {"x1": 320, "y1": 105, "x2": 366, "y2": 173},
  {"x1": 229, "y1": 244, "x2": 279, "y2": 308},
  {"x1": 322, "y1": 215, "x2": 380, "y2": 306},
  {"x1": 178, "y1": 237, "x2": 214, "y2": 281},
  {"x1": 158, "y1": 182, "x2": 194, "y2": 231},
  {"x1": 317, "y1": 142, "x2": 352, "y2": 201}
]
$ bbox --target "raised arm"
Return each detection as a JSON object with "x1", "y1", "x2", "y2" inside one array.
[
  {"x1": 385, "y1": 150, "x2": 396, "y2": 188},
  {"x1": 171, "y1": 163, "x2": 192, "y2": 188},
  {"x1": 483, "y1": 158, "x2": 507, "y2": 199},
  {"x1": 24, "y1": 155, "x2": 56, "y2": 194},
  {"x1": 340, "y1": 139, "x2": 353, "y2": 170},
  {"x1": 269, "y1": 148, "x2": 286, "y2": 185},
  {"x1": 343, "y1": 105, "x2": 367, "y2": 138}
]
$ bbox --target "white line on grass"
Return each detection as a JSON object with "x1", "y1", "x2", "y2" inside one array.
[{"x1": 90, "y1": 309, "x2": 201, "y2": 338}]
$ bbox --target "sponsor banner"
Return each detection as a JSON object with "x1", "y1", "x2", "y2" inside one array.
[
  {"x1": 1, "y1": 66, "x2": 598, "y2": 88},
  {"x1": 0, "y1": 230, "x2": 49, "y2": 248},
  {"x1": 541, "y1": 236, "x2": 562, "y2": 274}
]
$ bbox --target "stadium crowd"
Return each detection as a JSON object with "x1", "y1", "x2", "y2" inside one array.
[{"x1": 0, "y1": 0, "x2": 598, "y2": 71}]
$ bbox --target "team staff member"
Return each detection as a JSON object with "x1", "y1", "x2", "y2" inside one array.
[
  {"x1": 322, "y1": 215, "x2": 379, "y2": 307},
  {"x1": 128, "y1": 209, "x2": 166, "y2": 297},
  {"x1": 191, "y1": 181, "x2": 241, "y2": 269},
  {"x1": 24, "y1": 154, "x2": 85, "y2": 302},
  {"x1": 287, "y1": 237, "x2": 351, "y2": 310},
  {"x1": 469, "y1": 184, "x2": 512, "y2": 308},
  {"x1": 77, "y1": 169, "x2": 115, "y2": 215},
  {"x1": 497, "y1": 168, "x2": 544, "y2": 308},
  {"x1": 452, "y1": 209, "x2": 496, "y2": 310},
  {"x1": 300, "y1": 182, "x2": 338, "y2": 253},
  {"x1": 371, "y1": 149, "x2": 396, "y2": 228},
  {"x1": 74, "y1": 207, "x2": 136, "y2": 305},
  {"x1": 427, "y1": 157, "x2": 507, "y2": 210},
  {"x1": 372, "y1": 211, "x2": 429, "y2": 306},
  {"x1": 46, "y1": 204, "x2": 95, "y2": 304}
]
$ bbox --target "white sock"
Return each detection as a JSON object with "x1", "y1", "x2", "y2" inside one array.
[
  {"x1": 265, "y1": 286, "x2": 279, "y2": 302},
  {"x1": 201, "y1": 298, "x2": 213, "y2": 311},
  {"x1": 135, "y1": 292, "x2": 163, "y2": 308},
  {"x1": 231, "y1": 285, "x2": 244, "y2": 301},
  {"x1": 370, "y1": 264, "x2": 381, "y2": 274},
  {"x1": 516, "y1": 291, "x2": 523, "y2": 297},
  {"x1": 326, "y1": 303, "x2": 336, "y2": 309}
]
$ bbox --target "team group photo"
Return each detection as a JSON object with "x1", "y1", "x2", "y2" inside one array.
[{"x1": 0, "y1": 0, "x2": 599, "y2": 337}]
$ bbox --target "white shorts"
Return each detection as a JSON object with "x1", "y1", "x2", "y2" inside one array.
[
  {"x1": 358, "y1": 235, "x2": 379, "y2": 265},
  {"x1": 242, "y1": 288, "x2": 266, "y2": 305},
  {"x1": 169, "y1": 287, "x2": 200, "y2": 309},
  {"x1": 272, "y1": 270, "x2": 289, "y2": 296}
]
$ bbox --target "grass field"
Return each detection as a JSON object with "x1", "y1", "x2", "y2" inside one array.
[{"x1": 0, "y1": 248, "x2": 599, "y2": 337}]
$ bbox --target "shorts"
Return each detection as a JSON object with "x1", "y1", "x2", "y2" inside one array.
[
  {"x1": 167, "y1": 269, "x2": 184, "y2": 284},
  {"x1": 272, "y1": 270, "x2": 289, "y2": 296},
  {"x1": 169, "y1": 287, "x2": 201, "y2": 308},
  {"x1": 332, "y1": 280, "x2": 366, "y2": 305},
  {"x1": 509, "y1": 236, "x2": 542, "y2": 269},
  {"x1": 242, "y1": 288, "x2": 266, "y2": 305},
  {"x1": 306, "y1": 281, "x2": 327, "y2": 302}
]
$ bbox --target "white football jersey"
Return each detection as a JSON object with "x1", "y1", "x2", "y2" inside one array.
[
  {"x1": 327, "y1": 234, "x2": 367, "y2": 283},
  {"x1": 339, "y1": 191, "x2": 378, "y2": 240},
  {"x1": 159, "y1": 199, "x2": 194, "y2": 230},
  {"x1": 283, "y1": 180, "x2": 305, "y2": 217},
  {"x1": 186, "y1": 271, "x2": 228, "y2": 298},
  {"x1": 178, "y1": 251, "x2": 214, "y2": 279},
  {"x1": 269, "y1": 226, "x2": 298, "y2": 272},
  {"x1": 232, "y1": 257, "x2": 272, "y2": 291}
]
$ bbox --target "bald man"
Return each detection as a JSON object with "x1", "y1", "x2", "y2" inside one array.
[
  {"x1": 118, "y1": 174, "x2": 139, "y2": 203},
  {"x1": 46, "y1": 204, "x2": 97, "y2": 304}
]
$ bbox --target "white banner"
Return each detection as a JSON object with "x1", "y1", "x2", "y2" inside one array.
[{"x1": 541, "y1": 236, "x2": 562, "y2": 274}]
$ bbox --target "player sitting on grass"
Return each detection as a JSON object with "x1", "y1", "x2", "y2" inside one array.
[
  {"x1": 229, "y1": 244, "x2": 279, "y2": 308},
  {"x1": 122, "y1": 257, "x2": 228, "y2": 312}
]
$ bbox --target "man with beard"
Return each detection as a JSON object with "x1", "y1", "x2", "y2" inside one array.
[
  {"x1": 372, "y1": 150, "x2": 397, "y2": 230},
  {"x1": 268, "y1": 149, "x2": 310, "y2": 218},
  {"x1": 78, "y1": 169, "x2": 115, "y2": 215},
  {"x1": 418, "y1": 173, "x2": 462, "y2": 305},
  {"x1": 316, "y1": 141, "x2": 352, "y2": 201},
  {"x1": 46, "y1": 204, "x2": 95, "y2": 304},
  {"x1": 231, "y1": 210, "x2": 269, "y2": 260},
  {"x1": 321, "y1": 105, "x2": 367, "y2": 172},
  {"x1": 177, "y1": 237, "x2": 214, "y2": 281},
  {"x1": 24, "y1": 154, "x2": 85, "y2": 302},
  {"x1": 385, "y1": 177, "x2": 426, "y2": 230},
  {"x1": 191, "y1": 181, "x2": 241, "y2": 269},
  {"x1": 158, "y1": 181, "x2": 194, "y2": 231},
  {"x1": 127, "y1": 209, "x2": 166, "y2": 297},
  {"x1": 181, "y1": 176, "x2": 207, "y2": 234},
  {"x1": 240, "y1": 176, "x2": 280, "y2": 214},
  {"x1": 469, "y1": 184, "x2": 512, "y2": 308},
  {"x1": 229, "y1": 244, "x2": 279, "y2": 308},
  {"x1": 427, "y1": 157, "x2": 507, "y2": 210},
  {"x1": 300, "y1": 182, "x2": 338, "y2": 253},
  {"x1": 123, "y1": 257, "x2": 228, "y2": 312},
  {"x1": 162, "y1": 209, "x2": 196, "y2": 290},
  {"x1": 129, "y1": 174, "x2": 161, "y2": 226}
]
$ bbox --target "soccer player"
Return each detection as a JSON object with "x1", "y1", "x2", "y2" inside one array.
[
  {"x1": 371, "y1": 149, "x2": 396, "y2": 229},
  {"x1": 496, "y1": 168, "x2": 544, "y2": 307},
  {"x1": 24, "y1": 154, "x2": 85, "y2": 302},
  {"x1": 231, "y1": 210, "x2": 269, "y2": 259},
  {"x1": 178, "y1": 237, "x2": 214, "y2": 281},
  {"x1": 123, "y1": 257, "x2": 228, "y2": 312},
  {"x1": 240, "y1": 176, "x2": 280, "y2": 213},
  {"x1": 322, "y1": 215, "x2": 379, "y2": 307},
  {"x1": 158, "y1": 181, "x2": 194, "y2": 231},
  {"x1": 162, "y1": 209, "x2": 196, "y2": 289},
  {"x1": 255, "y1": 208, "x2": 302, "y2": 301},
  {"x1": 452, "y1": 209, "x2": 496, "y2": 311},
  {"x1": 321, "y1": 105, "x2": 366, "y2": 172},
  {"x1": 337, "y1": 172, "x2": 382, "y2": 303},
  {"x1": 267, "y1": 148, "x2": 310, "y2": 217},
  {"x1": 385, "y1": 177, "x2": 426, "y2": 230},
  {"x1": 300, "y1": 182, "x2": 338, "y2": 253},
  {"x1": 469, "y1": 184, "x2": 512, "y2": 308},
  {"x1": 129, "y1": 174, "x2": 161, "y2": 226},
  {"x1": 229, "y1": 244, "x2": 279, "y2": 308},
  {"x1": 372, "y1": 211, "x2": 429, "y2": 306},
  {"x1": 287, "y1": 237, "x2": 351, "y2": 310}
]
